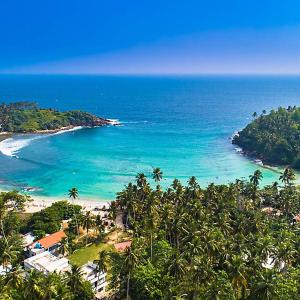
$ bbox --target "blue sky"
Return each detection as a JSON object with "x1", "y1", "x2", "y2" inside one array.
[{"x1": 2, "y1": 0, "x2": 300, "y2": 74}]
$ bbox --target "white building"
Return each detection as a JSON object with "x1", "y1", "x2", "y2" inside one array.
[
  {"x1": 81, "y1": 262, "x2": 107, "y2": 293},
  {"x1": 23, "y1": 251, "x2": 107, "y2": 293},
  {"x1": 24, "y1": 251, "x2": 69, "y2": 275},
  {"x1": 22, "y1": 232, "x2": 35, "y2": 248}
]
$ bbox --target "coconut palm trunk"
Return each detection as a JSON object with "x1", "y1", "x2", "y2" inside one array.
[{"x1": 127, "y1": 271, "x2": 131, "y2": 300}]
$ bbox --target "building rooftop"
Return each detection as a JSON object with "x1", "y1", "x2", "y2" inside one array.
[
  {"x1": 30, "y1": 231, "x2": 66, "y2": 249},
  {"x1": 114, "y1": 240, "x2": 132, "y2": 252},
  {"x1": 81, "y1": 262, "x2": 97, "y2": 276},
  {"x1": 22, "y1": 232, "x2": 35, "y2": 247},
  {"x1": 24, "y1": 251, "x2": 69, "y2": 274}
]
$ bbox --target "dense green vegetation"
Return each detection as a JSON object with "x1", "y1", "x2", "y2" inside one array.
[
  {"x1": 24, "y1": 201, "x2": 82, "y2": 238},
  {"x1": 108, "y1": 168, "x2": 300, "y2": 299},
  {"x1": 2, "y1": 168, "x2": 300, "y2": 299},
  {"x1": 0, "y1": 265, "x2": 94, "y2": 300},
  {"x1": 233, "y1": 106, "x2": 300, "y2": 168},
  {"x1": 0, "y1": 192, "x2": 97, "y2": 299},
  {"x1": 0, "y1": 102, "x2": 109, "y2": 133}
]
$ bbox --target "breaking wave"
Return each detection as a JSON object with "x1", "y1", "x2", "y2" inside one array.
[{"x1": 0, "y1": 126, "x2": 83, "y2": 157}]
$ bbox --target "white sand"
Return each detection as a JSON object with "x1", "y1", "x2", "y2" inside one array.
[
  {"x1": 25, "y1": 195, "x2": 111, "y2": 213},
  {"x1": 0, "y1": 188, "x2": 111, "y2": 213}
]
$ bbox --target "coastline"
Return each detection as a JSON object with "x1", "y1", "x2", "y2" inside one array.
[
  {"x1": 0, "y1": 187, "x2": 111, "y2": 213},
  {"x1": 232, "y1": 133, "x2": 285, "y2": 175},
  {"x1": 232, "y1": 144, "x2": 300, "y2": 183},
  {"x1": 0, "y1": 119, "x2": 119, "y2": 144},
  {"x1": 0, "y1": 132, "x2": 12, "y2": 142},
  {"x1": 26, "y1": 195, "x2": 111, "y2": 213},
  {"x1": 0, "y1": 126, "x2": 83, "y2": 144},
  {"x1": 234, "y1": 146, "x2": 282, "y2": 174},
  {"x1": 0, "y1": 119, "x2": 122, "y2": 204},
  {"x1": 0, "y1": 119, "x2": 120, "y2": 157}
]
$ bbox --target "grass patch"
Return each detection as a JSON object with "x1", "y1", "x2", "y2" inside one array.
[
  {"x1": 69, "y1": 241, "x2": 114, "y2": 266},
  {"x1": 68, "y1": 229, "x2": 130, "y2": 266}
]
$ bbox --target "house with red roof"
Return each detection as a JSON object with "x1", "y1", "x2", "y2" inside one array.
[{"x1": 27, "y1": 231, "x2": 67, "y2": 257}]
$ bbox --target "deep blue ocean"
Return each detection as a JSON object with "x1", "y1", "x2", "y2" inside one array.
[{"x1": 1, "y1": 75, "x2": 300, "y2": 200}]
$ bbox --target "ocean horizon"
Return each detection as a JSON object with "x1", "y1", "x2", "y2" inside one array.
[{"x1": 1, "y1": 74, "x2": 300, "y2": 200}]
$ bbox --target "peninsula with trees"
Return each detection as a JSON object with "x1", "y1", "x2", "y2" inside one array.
[
  {"x1": 233, "y1": 106, "x2": 300, "y2": 169},
  {"x1": 0, "y1": 102, "x2": 113, "y2": 135}
]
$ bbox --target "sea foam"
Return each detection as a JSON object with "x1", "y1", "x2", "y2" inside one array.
[
  {"x1": 0, "y1": 126, "x2": 83, "y2": 157},
  {"x1": 0, "y1": 137, "x2": 37, "y2": 157}
]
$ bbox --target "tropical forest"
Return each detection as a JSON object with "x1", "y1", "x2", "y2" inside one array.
[
  {"x1": 0, "y1": 102, "x2": 109, "y2": 133},
  {"x1": 1, "y1": 167, "x2": 300, "y2": 299},
  {"x1": 233, "y1": 106, "x2": 300, "y2": 168}
]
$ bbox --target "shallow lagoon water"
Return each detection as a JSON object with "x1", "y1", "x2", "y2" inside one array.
[{"x1": 1, "y1": 75, "x2": 300, "y2": 199}]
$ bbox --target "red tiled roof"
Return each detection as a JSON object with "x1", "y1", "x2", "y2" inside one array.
[
  {"x1": 32, "y1": 231, "x2": 66, "y2": 249},
  {"x1": 114, "y1": 241, "x2": 132, "y2": 252}
]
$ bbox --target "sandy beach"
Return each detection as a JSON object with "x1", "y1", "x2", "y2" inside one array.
[
  {"x1": 25, "y1": 195, "x2": 111, "y2": 213},
  {"x1": 0, "y1": 132, "x2": 12, "y2": 142},
  {"x1": 0, "y1": 187, "x2": 111, "y2": 213},
  {"x1": 22, "y1": 193, "x2": 126, "y2": 228}
]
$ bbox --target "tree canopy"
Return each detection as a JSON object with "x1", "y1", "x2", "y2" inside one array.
[
  {"x1": 233, "y1": 106, "x2": 300, "y2": 168},
  {"x1": 24, "y1": 200, "x2": 82, "y2": 237},
  {"x1": 0, "y1": 102, "x2": 109, "y2": 133},
  {"x1": 110, "y1": 168, "x2": 300, "y2": 299}
]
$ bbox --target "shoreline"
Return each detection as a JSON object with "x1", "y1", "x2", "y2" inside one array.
[
  {"x1": 0, "y1": 126, "x2": 84, "y2": 144},
  {"x1": 0, "y1": 132, "x2": 12, "y2": 142},
  {"x1": 0, "y1": 187, "x2": 112, "y2": 213},
  {"x1": 0, "y1": 119, "x2": 120, "y2": 144},
  {"x1": 26, "y1": 195, "x2": 112, "y2": 213},
  {"x1": 233, "y1": 144, "x2": 297, "y2": 178},
  {"x1": 232, "y1": 133, "x2": 285, "y2": 175},
  {"x1": 0, "y1": 120, "x2": 120, "y2": 157},
  {"x1": 232, "y1": 143, "x2": 282, "y2": 174}
]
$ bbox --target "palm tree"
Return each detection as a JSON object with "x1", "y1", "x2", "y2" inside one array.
[
  {"x1": 23, "y1": 269, "x2": 45, "y2": 300},
  {"x1": 136, "y1": 173, "x2": 147, "y2": 188},
  {"x1": 2, "y1": 264, "x2": 24, "y2": 290},
  {"x1": 65, "y1": 264, "x2": 87, "y2": 298},
  {"x1": 82, "y1": 211, "x2": 95, "y2": 246},
  {"x1": 226, "y1": 255, "x2": 248, "y2": 299},
  {"x1": 152, "y1": 167, "x2": 163, "y2": 183},
  {"x1": 68, "y1": 187, "x2": 78, "y2": 200},
  {"x1": 279, "y1": 168, "x2": 295, "y2": 186},
  {"x1": 59, "y1": 237, "x2": 69, "y2": 256},
  {"x1": 42, "y1": 273, "x2": 63, "y2": 300},
  {"x1": 0, "y1": 241, "x2": 19, "y2": 268},
  {"x1": 250, "y1": 269, "x2": 276, "y2": 300},
  {"x1": 123, "y1": 246, "x2": 139, "y2": 300},
  {"x1": 168, "y1": 251, "x2": 186, "y2": 280},
  {"x1": 0, "y1": 191, "x2": 29, "y2": 245},
  {"x1": 250, "y1": 170, "x2": 263, "y2": 187},
  {"x1": 143, "y1": 192, "x2": 159, "y2": 259},
  {"x1": 68, "y1": 188, "x2": 80, "y2": 237},
  {"x1": 95, "y1": 215, "x2": 105, "y2": 238},
  {"x1": 108, "y1": 201, "x2": 118, "y2": 224},
  {"x1": 94, "y1": 250, "x2": 109, "y2": 274}
]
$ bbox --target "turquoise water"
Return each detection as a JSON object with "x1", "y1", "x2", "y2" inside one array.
[{"x1": 1, "y1": 75, "x2": 300, "y2": 200}]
